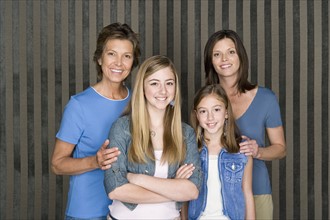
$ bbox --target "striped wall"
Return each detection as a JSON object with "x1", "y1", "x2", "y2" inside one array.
[{"x1": 0, "y1": 0, "x2": 329, "y2": 219}]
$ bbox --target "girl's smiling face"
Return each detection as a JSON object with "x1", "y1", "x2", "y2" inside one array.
[
  {"x1": 196, "y1": 94, "x2": 228, "y2": 136},
  {"x1": 144, "y1": 67, "x2": 176, "y2": 112}
]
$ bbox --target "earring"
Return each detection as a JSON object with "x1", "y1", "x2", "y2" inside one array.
[{"x1": 169, "y1": 100, "x2": 175, "y2": 108}]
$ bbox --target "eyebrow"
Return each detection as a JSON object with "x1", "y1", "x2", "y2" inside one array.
[{"x1": 147, "y1": 78, "x2": 175, "y2": 82}]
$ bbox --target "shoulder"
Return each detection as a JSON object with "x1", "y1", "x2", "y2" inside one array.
[
  {"x1": 255, "y1": 86, "x2": 279, "y2": 103},
  {"x1": 257, "y1": 86, "x2": 277, "y2": 97},
  {"x1": 113, "y1": 115, "x2": 130, "y2": 128},
  {"x1": 182, "y1": 122, "x2": 195, "y2": 135},
  {"x1": 71, "y1": 87, "x2": 93, "y2": 99},
  {"x1": 181, "y1": 122, "x2": 197, "y2": 144},
  {"x1": 67, "y1": 87, "x2": 96, "y2": 106}
]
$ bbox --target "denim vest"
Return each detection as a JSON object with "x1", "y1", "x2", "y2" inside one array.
[
  {"x1": 188, "y1": 145, "x2": 248, "y2": 220},
  {"x1": 104, "y1": 116, "x2": 202, "y2": 211}
]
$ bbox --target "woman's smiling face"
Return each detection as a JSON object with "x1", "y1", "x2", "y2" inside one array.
[{"x1": 98, "y1": 39, "x2": 134, "y2": 84}]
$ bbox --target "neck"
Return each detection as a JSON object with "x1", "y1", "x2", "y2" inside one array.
[
  {"x1": 93, "y1": 80, "x2": 126, "y2": 99},
  {"x1": 219, "y1": 76, "x2": 239, "y2": 96}
]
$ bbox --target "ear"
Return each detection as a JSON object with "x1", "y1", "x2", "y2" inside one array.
[
  {"x1": 194, "y1": 109, "x2": 198, "y2": 117},
  {"x1": 225, "y1": 111, "x2": 228, "y2": 119},
  {"x1": 98, "y1": 59, "x2": 102, "y2": 66}
]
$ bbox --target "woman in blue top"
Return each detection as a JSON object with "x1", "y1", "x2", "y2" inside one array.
[
  {"x1": 104, "y1": 55, "x2": 202, "y2": 220},
  {"x1": 51, "y1": 23, "x2": 141, "y2": 219},
  {"x1": 204, "y1": 29, "x2": 286, "y2": 219},
  {"x1": 188, "y1": 84, "x2": 255, "y2": 220}
]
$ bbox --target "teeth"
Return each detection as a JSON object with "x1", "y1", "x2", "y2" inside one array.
[
  {"x1": 207, "y1": 123, "x2": 217, "y2": 127},
  {"x1": 157, "y1": 97, "x2": 166, "y2": 101},
  {"x1": 111, "y1": 69, "x2": 123, "y2": 73},
  {"x1": 221, "y1": 64, "x2": 231, "y2": 69}
]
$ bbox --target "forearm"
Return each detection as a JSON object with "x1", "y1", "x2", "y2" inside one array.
[
  {"x1": 257, "y1": 143, "x2": 286, "y2": 161},
  {"x1": 257, "y1": 126, "x2": 286, "y2": 161},
  {"x1": 109, "y1": 183, "x2": 170, "y2": 203},
  {"x1": 130, "y1": 174, "x2": 199, "y2": 201},
  {"x1": 51, "y1": 155, "x2": 98, "y2": 175},
  {"x1": 245, "y1": 191, "x2": 255, "y2": 220}
]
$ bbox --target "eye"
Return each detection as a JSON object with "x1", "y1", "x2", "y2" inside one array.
[
  {"x1": 125, "y1": 54, "x2": 132, "y2": 59},
  {"x1": 229, "y1": 50, "x2": 236, "y2": 55},
  {"x1": 198, "y1": 109, "x2": 207, "y2": 115},
  {"x1": 107, "y1": 51, "x2": 115, "y2": 56},
  {"x1": 150, "y1": 82, "x2": 158, "y2": 86},
  {"x1": 213, "y1": 52, "x2": 220, "y2": 57},
  {"x1": 166, "y1": 81, "x2": 175, "y2": 86},
  {"x1": 214, "y1": 107, "x2": 221, "y2": 112}
]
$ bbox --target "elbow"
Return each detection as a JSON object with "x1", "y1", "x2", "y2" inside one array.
[
  {"x1": 51, "y1": 160, "x2": 63, "y2": 175},
  {"x1": 187, "y1": 186, "x2": 199, "y2": 200},
  {"x1": 108, "y1": 189, "x2": 119, "y2": 200},
  {"x1": 279, "y1": 144, "x2": 287, "y2": 159},
  {"x1": 192, "y1": 188, "x2": 199, "y2": 200},
  {"x1": 51, "y1": 164, "x2": 60, "y2": 175}
]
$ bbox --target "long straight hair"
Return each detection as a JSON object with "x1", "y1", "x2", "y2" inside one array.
[
  {"x1": 126, "y1": 55, "x2": 186, "y2": 164},
  {"x1": 190, "y1": 84, "x2": 242, "y2": 153}
]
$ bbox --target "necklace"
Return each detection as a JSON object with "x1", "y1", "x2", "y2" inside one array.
[{"x1": 150, "y1": 130, "x2": 156, "y2": 137}]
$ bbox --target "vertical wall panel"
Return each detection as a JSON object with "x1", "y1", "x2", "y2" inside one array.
[
  {"x1": 0, "y1": 0, "x2": 6, "y2": 219},
  {"x1": 40, "y1": 1, "x2": 49, "y2": 218},
  {"x1": 314, "y1": 3, "x2": 323, "y2": 220},
  {"x1": 0, "y1": 0, "x2": 329, "y2": 219}
]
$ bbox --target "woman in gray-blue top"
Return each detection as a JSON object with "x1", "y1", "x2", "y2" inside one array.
[{"x1": 204, "y1": 30, "x2": 286, "y2": 220}]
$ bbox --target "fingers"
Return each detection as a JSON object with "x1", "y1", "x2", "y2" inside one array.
[
  {"x1": 96, "y1": 141, "x2": 121, "y2": 170},
  {"x1": 241, "y1": 135, "x2": 250, "y2": 141},
  {"x1": 175, "y1": 164, "x2": 195, "y2": 179},
  {"x1": 239, "y1": 139, "x2": 258, "y2": 158},
  {"x1": 101, "y1": 139, "x2": 110, "y2": 149}
]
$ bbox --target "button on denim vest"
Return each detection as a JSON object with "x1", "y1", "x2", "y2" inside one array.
[{"x1": 188, "y1": 146, "x2": 248, "y2": 220}]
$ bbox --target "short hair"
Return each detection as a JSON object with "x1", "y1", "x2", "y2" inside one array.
[{"x1": 93, "y1": 22, "x2": 141, "y2": 80}]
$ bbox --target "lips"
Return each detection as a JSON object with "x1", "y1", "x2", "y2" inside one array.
[
  {"x1": 220, "y1": 64, "x2": 232, "y2": 69},
  {"x1": 156, "y1": 97, "x2": 167, "y2": 101},
  {"x1": 111, "y1": 68, "x2": 123, "y2": 73},
  {"x1": 206, "y1": 122, "x2": 217, "y2": 128}
]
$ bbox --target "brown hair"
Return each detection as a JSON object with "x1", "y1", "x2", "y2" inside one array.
[
  {"x1": 190, "y1": 84, "x2": 242, "y2": 153},
  {"x1": 93, "y1": 22, "x2": 141, "y2": 80},
  {"x1": 204, "y1": 30, "x2": 256, "y2": 93}
]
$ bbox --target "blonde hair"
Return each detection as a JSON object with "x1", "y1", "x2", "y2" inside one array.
[
  {"x1": 190, "y1": 84, "x2": 242, "y2": 153},
  {"x1": 126, "y1": 55, "x2": 186, "y2": 164}
]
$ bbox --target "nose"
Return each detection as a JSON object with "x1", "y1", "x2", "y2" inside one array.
[
  {"x1": 115, "y1": 55, "x2": 123, "y2": 66},
  {"x1": 207, "y1": 111, "x2": 214, "y2": 119},
  {"x1": 221, "y1": 53, "x2": 227, "y2": 61},
  {"x1": 159, "y1": 84, "x2": 167, "y2": 94}
]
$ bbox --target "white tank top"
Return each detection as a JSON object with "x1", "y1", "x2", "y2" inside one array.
[{"x1": 200, "y1": 155, "x2": 229, "y2": 220}]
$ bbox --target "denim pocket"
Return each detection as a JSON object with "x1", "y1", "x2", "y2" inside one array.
[{"x1": 223, "y1": 161, "x2": 244, "y2": 183}]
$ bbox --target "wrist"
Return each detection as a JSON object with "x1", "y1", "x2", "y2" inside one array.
[
  {"x1": 94, "y1": 154, "x2": 100, "y2": 169},
  {"x1": 255, "y1": 147, "x2": 261, "y2": 159}
]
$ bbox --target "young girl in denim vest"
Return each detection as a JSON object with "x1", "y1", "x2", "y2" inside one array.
[{"x1": 188, "y1": 84, "x2": 255, "y2": 220}]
